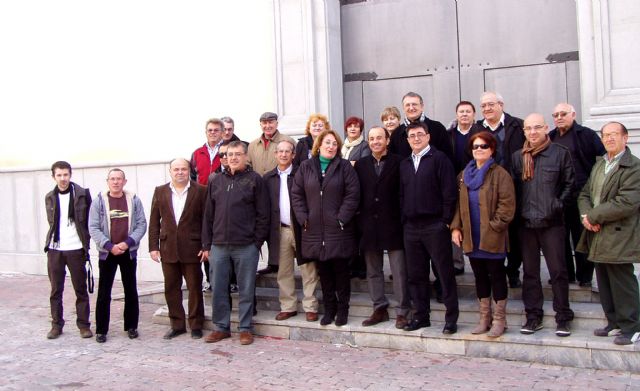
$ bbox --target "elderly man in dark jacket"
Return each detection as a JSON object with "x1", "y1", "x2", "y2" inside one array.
[
  {"x1": 264, "y1": 140, "x2": 319, "y2": 322},
  {"x1": 577, "y1": 122, "x2": 640, "y2": 345},
  {"x1": 355, "y1": 127, "x2": 410, "y2": 329},
  {"x1": 549, "y1": 103, "x2": 605, "y2": 287},
  {"x1": 471, "y1": 91, "x2": 526, "y2": 288},
  {"x1": 291, "y1": 129, "x2": 360, "y2": 327},
  {"x1": 201, "y1": 141, "x2": 270, "y2": 346},
  {"x1": 511, "y1": 113, "x2": 575, "y2": 337},
  {"x1": 399, "y1": 122, "x2": 459, "y2": 334}
]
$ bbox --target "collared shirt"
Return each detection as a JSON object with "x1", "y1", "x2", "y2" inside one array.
[
  {"x1": 206, "y1": 141, "x2": 223, "y2": 164},
  {"x1": 482, "y1": 113, "x2": 505, "y2": 131},
  {"x1": 604, "y1": 149, "x2": 625, "y2": 175},
  {"x1": 411, "y1": 145, "x2": 431, "y2": 172},
  {"x1": 170, "y1": 180, "x2": 191, "y2": 223},
  {"x1": 278, "y1": 164, "x2": 293, "y2": 226}
]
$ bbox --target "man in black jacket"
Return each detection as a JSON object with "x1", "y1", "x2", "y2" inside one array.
[
  {"x1": 355, "y1": 127, "x2": 410, "y2": 329},
  {"x1": 201, "y1": 141, "x2": 270, "y2": 346},
  {"x1": 399, "y1": 122, "x2": 459, "y2": 334},
  {"x1": 511, "y1": 113, "x2": 575, "y2": 337},
  {"x1": 389, "y1": 91, "x2": 454, "y2": 162},
  {"x1": 44, "y1": 161, "x2": 93, "y2": 340},
  {"x1": 549, "y1": 103, "x2": 605, "y2": 287},
  {"x1": 264, "y1": 140, "x2": 319, "y2": 322},
  {"x1": 471, "y1": 91, "x2": 526, "y2": 288}
]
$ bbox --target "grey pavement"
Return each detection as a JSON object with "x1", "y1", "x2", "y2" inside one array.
[{"x1": 1, "y1": 272, "x2": 639, "y2": 391}]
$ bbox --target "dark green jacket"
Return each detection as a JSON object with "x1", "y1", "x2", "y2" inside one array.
[{"x1": 577, "y1": 147, "x2": 640, "y2": 263}]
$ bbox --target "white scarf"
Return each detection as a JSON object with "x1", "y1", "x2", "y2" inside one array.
[{"x1": 341, "y1": 135, "x2": 364, "y2": 160}]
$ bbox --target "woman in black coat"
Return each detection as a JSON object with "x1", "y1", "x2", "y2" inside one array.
[{"x1": 291, "y1": 129, "x2": 360, "y2": 326}]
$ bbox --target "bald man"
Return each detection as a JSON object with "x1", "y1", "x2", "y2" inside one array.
[
  {"x1": 511, "y1": 113, "x2": 575, "y2": 337},
  {"x1": 149, "y1": 158, "x2": 208, "y2": 340},
  {"x1": 548, "y1": 103, "x2": 605, "y2": 287}
]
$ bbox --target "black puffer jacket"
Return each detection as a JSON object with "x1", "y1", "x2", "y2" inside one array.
[
  {"x1": 201, "y1": 167, "x2": 270, "y2": 249},
  {"x1": 291, "y1": 156, "x2": 360, "y2": 261},
  {"x1": 511, "y1": 143, "x2": 575, "y2": 228}
]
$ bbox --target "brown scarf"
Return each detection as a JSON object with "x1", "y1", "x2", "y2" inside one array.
[{"x1": 521, "y1": 135, "x2": 551, "y2": 181}]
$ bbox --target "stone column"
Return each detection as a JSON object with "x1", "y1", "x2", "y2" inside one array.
[
  {"x1": 272, "y1": 0, "x2": 344, "y2": 136},
  {"x1": 577, "y1": 0, "x2": 640, "y2": 153}
]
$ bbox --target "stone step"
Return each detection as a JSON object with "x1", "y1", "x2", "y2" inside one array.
[
  {"x1": 241, "y1": 287, "x2": 606, "y2": 330},
  {"x1": 254, "y1": 272, "x2": 600, "y2": 303},
  {"x1": 151, "y1": 305, "x2": 640, "y2": 372}
]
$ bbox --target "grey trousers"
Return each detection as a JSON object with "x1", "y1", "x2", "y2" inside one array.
[{"x1": 363, "y1": 249, "x2": 410, "y2": 317}]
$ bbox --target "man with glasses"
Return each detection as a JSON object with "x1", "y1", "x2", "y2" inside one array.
[
  {"x1": 577, "y1": 122, "x2": 640, "y2": 345},
  {"x1": 548, "y1": 103, "x2": 605, "y2": 287},
  {"x1": 190, "y1": 118, "x2": 225, "y2": 186},
  {"x1": 248, "y1": 112, "x2": 296, "y2": 275},
  {"x1": 264, "y1": 140, "x2": 319, "y2": 322},
  {"x1": 471, "y1": 91, "x2": 526, "y2": 288},
  {"x1": 511, "y1": 113, "x2": 575, "y2": 337},
  {"x1": 399, "y1": 122, "x2": 459, "y2": 334},
  {"x1": 202, "y1": 141, "x2": 270, "y2": 345}
]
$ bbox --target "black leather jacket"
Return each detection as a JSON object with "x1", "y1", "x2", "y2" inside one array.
[{"x1": 511, "y1": 143, "x2": 575, "y2": 228}]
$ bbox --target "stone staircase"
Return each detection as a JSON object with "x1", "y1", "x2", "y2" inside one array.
[{"x1": 150, "y1": 263, "x2": 640, "y2": 372}]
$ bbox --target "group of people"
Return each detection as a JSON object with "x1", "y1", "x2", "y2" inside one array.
[{"x1": 44, "y1": 90, "x2": 640, "y2": 347}]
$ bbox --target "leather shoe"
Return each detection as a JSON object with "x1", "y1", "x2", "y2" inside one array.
[
  {"x1": 395, "y1": 315, "x2": 408, "y2": 329},
  {"x1": 454, "y1": 267, "x2": 464, "y2": 276},
  {"x1": 306, "y1": 312, "x2": 318, "y2": 322},
  {"x1": 127, "y1": 329, "x2": 139, "y2": 339},
  {"x1": 362, "y1": 307, "x2": 389, "y2": 327},
  {"x1": 509, "y1": 276, "x2": 522, "y2": 288},
  {"x1": 47, "y1": 327, "x2": 62, "y2": 339},
  {"x1": 191, "y1": 329, "x2": 203, "y2": 339},
  {"x1": 579, "y1": 281, "x2": 592, "y2": 288},
  {"x1": 96, "y1": 334, "x2": 107, "y2": 343},
  {"x1": 442, "y1": 322, "x2": 458, "y2": 334},
  {"x1": 163, "y1": 328, "x2": 186, "y2": 340},
  {"x1": 275, "y1": 311, "x2": 297, "y2": 321},
  {"x1": 257, "y1": 265, "x2": 278, "y2": 275},
  {"x1": 239, "y1": 331, "x2": 254, "y2": 345},
  {"x1": 403, "y1": 318, "x2": 431, "y2": 331},
  {"x1": 204, "y1": 330, "x2": 231, "y2": 343},
  {"x1": 79, "y1": 328, "x2": 93, "y2": 339}
]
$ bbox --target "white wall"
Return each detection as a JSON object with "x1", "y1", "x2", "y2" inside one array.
[{"x1": 0, "y1": 0, "x2": 276, "y2": 170}]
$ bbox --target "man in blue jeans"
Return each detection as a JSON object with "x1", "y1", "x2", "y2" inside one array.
[{"x1": 202, "y1": 140, "x2": 270, "y2": 345}]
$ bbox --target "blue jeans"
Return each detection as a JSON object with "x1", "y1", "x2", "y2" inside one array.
[{"x1": 209, "y1": 244, "x2": 259, "y2": 332}]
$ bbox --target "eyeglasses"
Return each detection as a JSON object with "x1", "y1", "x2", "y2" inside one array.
[
  {"x1": 480, "y1": 102, "x2": 500, "y2": 109},
  {"x1": 226, "y1": 152, "x2": 245, "y2": 157},
  {"x1": 552, "y1": 111, "x2": 570, "y2": 119},
  {"x1": 523, "y1": 125, "x2": 545, "y2": 133},
  {"x1": 218, "y1": 152, "x2": 227, "y2": 158},
  {"x1": 472, "y1": 144, "x2": 490, "y2": 150},
  {"x1": 407, "y1": 133, "x2": 428, "y2": 139}
]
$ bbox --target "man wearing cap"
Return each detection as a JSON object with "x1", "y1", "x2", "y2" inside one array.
[{"x1": 248, "y1": 112, "x2": 296, "y2": 275}]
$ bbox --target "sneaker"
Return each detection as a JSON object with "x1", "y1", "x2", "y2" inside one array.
[
  {"x1": 594, "y1": 325, "x2": 622, "y2": 337},
  {"x1": 614, "y1": 332, "x2": 640, "y2": 346},
  {"x1": 202, "y1": 282, "x2": 211, "y2": 292},
  {"x1": 520, "y1": 319, "x2": 543, "y2": 334},
  {"x1": 555, "y1": 321, "x2": 571, "y2": 337}
]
